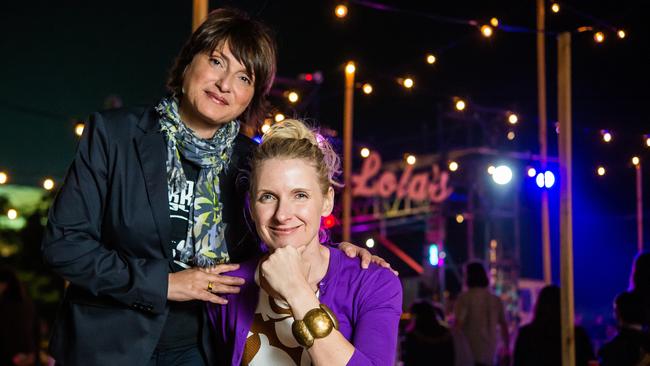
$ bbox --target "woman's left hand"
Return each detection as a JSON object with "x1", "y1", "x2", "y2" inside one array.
[
  {"x1": 338, "y1": 242, "x2": 398, "y2": 275},
  {"x1": 260, "y1": 246, "x2": 312, "y2": 300}
]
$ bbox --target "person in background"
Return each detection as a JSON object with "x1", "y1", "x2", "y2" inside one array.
[
  {"x1": 41, "y1": 8, "x2": 389, "y2": 366},
  {"x1": 0, "y1": 267, "x2": 39, "y2": 366},
  {"x1": 402, "y1": 299, "x2": 454, "y2": 366},
  {"x1": 598, "y1": 291, "x2": 648, "y2": 366},
  {"x1": 513, "y1": 285, "x2": 595, "y2": 366},
  {"x1": 453, "y1": 262, "x2": 509, "y2": 366},
  {"x1": 207, "y1": 119, "x2": 403, "y2": 366}
]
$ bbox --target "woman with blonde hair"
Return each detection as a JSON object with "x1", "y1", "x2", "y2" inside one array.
[{"x1": 208, "y1": 119, "x2": 403, "y2": 366}]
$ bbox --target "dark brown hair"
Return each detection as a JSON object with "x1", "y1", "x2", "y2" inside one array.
[
  {"x1": 166, "y1": 8, "x2": 277, "y2": 127},
  {"x1": 465, "y1": 261, "x2": 489, "y2": 288}
]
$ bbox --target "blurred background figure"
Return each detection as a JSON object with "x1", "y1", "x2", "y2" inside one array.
[
  {"x1": 402, "y1": 299, "x2": 454, "y2": 366},
  {"x1": 513, "y1": 285, "x2": 595, "y2": 366},
  {"x1": 598, "y1": 291, "x2": 648, "y2": 366},
  {"x1": 0, "y1": 267, "x2": 39, "y2": 366},
  {"x1": 402, "y1": 299, "x2": 474, "y2": 366},
  {"x1": 630, "y1": 252, "x2": 650, "y2": 327},
  {"x1": 453, "y1": 262, "x2": 509, "y2": 366}
]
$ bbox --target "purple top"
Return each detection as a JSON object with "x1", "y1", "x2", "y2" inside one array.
[{"x1": 207, "y1": 246, "x2": 403, "y2": 366}]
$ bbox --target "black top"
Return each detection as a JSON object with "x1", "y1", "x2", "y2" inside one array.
[
  {"x1": 157, "y1": 157, "x2": 202, "y2": 350},
  {"x1": 513, "y1": 324, "x2": 595, "y2": 366},
  {"x1": 598, "y1": 327, "x2": 648, "y2": 366}
]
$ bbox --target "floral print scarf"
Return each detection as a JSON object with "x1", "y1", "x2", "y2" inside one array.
[{"x1": 156, "y1": 97, "x2": 240, "y2": 267}]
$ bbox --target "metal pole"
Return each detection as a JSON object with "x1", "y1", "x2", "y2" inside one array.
[
  {"x1": 192, "y1": 0, "x2": 208, "y2": 31},
  {"x1": 558, "y1": 32, "x2": 576, "y2": 366},
  {"x1": 343, "y1": 62, "x2": 355, "y2": 242},
  {"x1": 637, "y1": 164, "x2": 644, "y2": 253},
  {"x1": 537, "y1": 0, "x2": 552, "y2": 284}
]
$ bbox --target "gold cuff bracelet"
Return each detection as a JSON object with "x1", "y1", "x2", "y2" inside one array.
[{"x1": 291, "y1": 303, "x2": 339, "y2": 348}]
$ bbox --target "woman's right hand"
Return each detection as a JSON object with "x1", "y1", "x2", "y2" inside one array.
[{"x1": 167, "y1": 264, "x2": 244, "y2": 304}]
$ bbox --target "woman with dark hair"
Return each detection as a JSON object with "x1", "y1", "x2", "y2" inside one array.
[
  {"x1": 0, "y1": 267, "x2": 38, "y2": 366},
  {"x1": 42, "y1": 8, "x2": 386, "y2": 366},
  {"x1": 453, "y1": 262, "x2": 509, "y2": 366},
  {"x1": 513, "y1": 285, "x2": 595, "y2": 366}
]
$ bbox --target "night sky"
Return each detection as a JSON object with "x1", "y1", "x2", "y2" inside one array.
[{"x1": 2, "y1": 0, "x2": 649, "y2": 320}]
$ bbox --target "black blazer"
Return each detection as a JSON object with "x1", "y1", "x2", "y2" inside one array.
[{"x1": 42, "y1": 106, "x2": 259, "y2": 365}]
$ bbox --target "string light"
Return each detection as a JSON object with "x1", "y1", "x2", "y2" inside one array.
[
  {"x1": 551, "y1": 3, "x2": 560, "y2": 13},
  {"x1": 43, "y1": 178, "x2": 55, "y2": 191},
  {"x1": 508, "y1": 113, "x2": 518, "y2": 124},
  {"x1": 490, "y1": 17, "x2": 499, "y2": 27},
  {"x1": 448, "y1": 161, "x2": 459, "y2": 172},
  {"x1": 594, "y1": 31, "x2": 605, "y2": 43},
  {"x1": 274, "y1": 113, "x2": 285, "y2": 123},
  {"x1": 365, "y1": 238, "x2": 375, "y2": 248},
  {"x1": 487, "y1": 165, "x2": 496, "y2": 175},
  {"x1": 454, "y1": 99, "x2": 466, "y2": 111},
  {"x1": 360, "y1": 147, "x2": 370, "y2": 158},
  {"x1": 0, "y1": 171, "x2": 7, "y2": 184},
  {"x1": 456, "y1": 214, "x2": 465, "y2": 224},
  {"x1": 335, "y1": 4, "x2": 348, "y2": 18},
  {"x1": 617, "y1": 30, "x2": 626, "y2": 39},
  {"x1": 402, "y1": 77, "x2": 414, "y2": 89},
  {"x1": 261, "y1": 123, "x2": 271, "y2": 134},
  {"x1": 7, "y1": 209, "x2": 18, "y2": 220},
  {"x1": 287, "y1": 91, "x2": 299, "y2": 103},
  {"x1": 406, "y1": 154, "x2": 416, "y2": 165},
  {"x1": 480, "y1": 25, "x2": 493, "y2": 38},
  {"x1": 645, "y1": 135, "x2": 650, "y2": 147},
  {"x1": 362, "y1": 83, "x2": 373, "y2": 94},
  {"x1": 601, "y1": 129, "x2": 612, "y2": 143},
  {"x1": 597, "y1": 166, "x2": 606, "y2": 176},
  {"x1": 507, "y1": 131, "x2": 516, "y2": 140},
  {"x1": 74, "y1": 123, "x2": 85, "y2": 137},
  {"x1": 426, "y1": 54, "x2": 436, "y2": 64},
  {"x1": 527, "y1": 167, "x2": 537, "y2": 177},
  {"x1": 345, "y1": 61, "x2": 356, "y2": 74},
  {"x1": 632, "y1": 156, "x2": 640, "y2": 166}
]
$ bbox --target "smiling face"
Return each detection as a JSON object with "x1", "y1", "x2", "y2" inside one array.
[
  {"x1": 179, "y1": 42, "x2": 255, "y2": 137},
  {"x1": 251, "y1": 158, "x2": 334, "y2": 251}
]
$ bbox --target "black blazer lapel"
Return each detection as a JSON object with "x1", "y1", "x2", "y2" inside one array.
[{"x1": 135, "y1": 110, "x2": 171, "y2": 258}]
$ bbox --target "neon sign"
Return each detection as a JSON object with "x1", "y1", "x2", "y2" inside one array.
[{"x1": 352, "y1": 152, "x2": 453, "y2": 203}]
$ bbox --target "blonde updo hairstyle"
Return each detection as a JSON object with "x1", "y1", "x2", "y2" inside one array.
[{"x1": 251, "y1": 119, "x2": 342, "y2": 195}]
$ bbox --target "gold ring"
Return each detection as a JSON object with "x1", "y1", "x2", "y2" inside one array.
[{"x1": 207, "y1": 281, "x2": 213, "y2": 292}]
